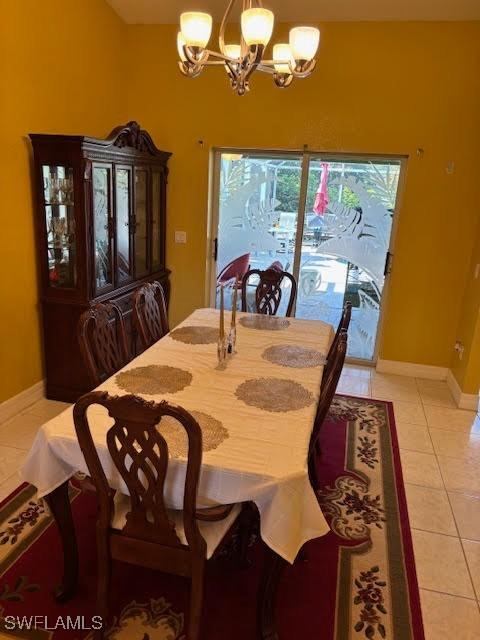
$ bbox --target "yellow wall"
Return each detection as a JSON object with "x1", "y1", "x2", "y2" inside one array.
[
  {"x1": 451, "y1": 220, "x2": 480, "y2": 394},
  {"x1": 0, "y1": 0, "x2": 127, "y2": 402},
  {"x1": 124, "y1": 22, "x2": 480, "y2": 374},
  {"x1": 1, "y1": 13, "x2": 480, "y2": 403}
]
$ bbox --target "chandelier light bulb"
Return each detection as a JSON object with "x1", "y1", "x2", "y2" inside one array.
[
  {"x1": 241, "y1": 8, "x2": 274, "y2": 47},
  {"x1": 225, "y1": 44, "x2": 242, "y2": 60},
  {"x1": 177, "y1": 32, "x2": 187, "y2": 62},
  {"x1": 289, "y1": 26, "x2": 320, "y2": 61},
  {"x1": 180, "y1": 12, "x2": 213, "y2": 48},
  {"x1": 273, "y1": 43, "x2": 294, "y2": 74}
]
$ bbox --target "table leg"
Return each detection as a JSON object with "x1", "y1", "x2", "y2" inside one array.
[
  {"x1": 258, "y1": 547, "x2": 287, "y2": 640},
  {"x1": 44, "y1": 480, "x2": 79, "y2": 602}
]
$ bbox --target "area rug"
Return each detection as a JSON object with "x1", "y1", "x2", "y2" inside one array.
[{"x1": 0, "y1": 395, "x2": 424, "y2": 639}]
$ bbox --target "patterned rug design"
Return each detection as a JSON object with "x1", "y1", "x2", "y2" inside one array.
[{"x1": 0, "y1": 395, "x2": 424, "y2": 639}]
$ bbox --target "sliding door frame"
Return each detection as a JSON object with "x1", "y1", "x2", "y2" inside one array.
[{"x1": 206, "y1": 147, "x2": 408, "y2": 365}]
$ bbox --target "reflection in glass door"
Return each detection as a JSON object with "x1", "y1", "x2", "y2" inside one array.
[{"x1": 211, "y1": 151, "x2": 402, "y2": 363}]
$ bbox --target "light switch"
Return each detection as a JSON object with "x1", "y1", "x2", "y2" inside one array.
[{"x1": 175, "y1": 231, "x2": 187, "y2": 244}]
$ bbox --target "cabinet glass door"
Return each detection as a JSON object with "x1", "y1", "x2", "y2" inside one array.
[
  {"x1": 151, "y1": 170, "x2": 162, "y2": 271},
  {"x1": 93, "y1": 164, "x2": 114, "y2": 292},
  {"x1": 115, "y1": 167, "x2": 133, "y2": 284},
  {"x1": 134, "y1": 168, "x2": 149, "y2": 278},
  {"x1": 42, "y1": 165, "x2": 76, "y2": 288}
]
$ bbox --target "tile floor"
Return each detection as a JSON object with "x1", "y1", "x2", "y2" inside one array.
[{"x1": 0, "y1": 369, "x2": 479, "y2": 638}]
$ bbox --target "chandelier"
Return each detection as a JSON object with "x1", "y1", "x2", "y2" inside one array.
[{"x1": 177, "y1": 0, "x2": 320, "y2": 96}]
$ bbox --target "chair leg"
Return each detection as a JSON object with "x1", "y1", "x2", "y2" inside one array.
[
  {"x1": 308, "y1": 453, "x2": 319, "y2": 492},
  {"x1": 238, "y1": 502, "x2": 257, "y2": 568},
  {"x1": 188, "y1": 558, "x2": 205, "y2": 640},
  {"x1": 95, "y1": 529, "x2": 111, "y2": 640}
]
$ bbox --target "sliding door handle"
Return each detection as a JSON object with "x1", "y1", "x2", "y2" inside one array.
[{"x1": 384, "y1": 251, "x2": 393, "y2": 276}]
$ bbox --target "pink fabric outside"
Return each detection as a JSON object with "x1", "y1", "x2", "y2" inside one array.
[{"x1": 313, "y1": 162, "x2": 330, "y2": 215}]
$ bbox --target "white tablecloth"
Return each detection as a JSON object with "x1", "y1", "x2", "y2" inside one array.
[{"x1": 21, "y1": 308, "x2": 334, "y2": 563}]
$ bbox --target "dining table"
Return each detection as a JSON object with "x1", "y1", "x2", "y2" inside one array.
[{"x1": 21, "y1": 307, "x2": 334, "y2": 639}]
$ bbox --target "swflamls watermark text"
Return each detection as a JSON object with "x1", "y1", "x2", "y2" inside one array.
[{"x1": 4, "y1": 616, "x2": 103, "y2": 631}]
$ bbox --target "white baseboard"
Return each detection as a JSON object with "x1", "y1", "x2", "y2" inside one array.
[
  {"x1": 376, "y1": 360, "x2": 479, "y2": 411},
  {"x1": 376, "y1": 359, "x2": 448, "y2": 380},
  {"x1": 0, "y1": 380, "x2": 45, "y2": 425},
  {"x1": 446, "y1": 370, "x2": 479, "y2": 411}
]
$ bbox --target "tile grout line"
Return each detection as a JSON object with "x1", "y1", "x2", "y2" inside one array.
[
  {"x1": 419, "y1": 586, "x2": 479, "y2": 604},
  {"x1": 375, "y1": 376, "x2": 480, "y2": 612},
  {"x1": 411, "y1": 526, "x2": 462, "y2": 540},
  {"x1": 413, "y1": 378, "x2": 480, "y2": 613},
  {"x1": 434, "y1": 439, "x2": 480, "y2": 610}
]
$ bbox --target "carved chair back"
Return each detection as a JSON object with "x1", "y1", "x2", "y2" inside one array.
[
  {"x1": 73, "y1": 391, "x2": 205, "y2": 552},
  {"x1": 78, "y1": 302, "x2": 130, "y2": 387},
  {"x1": 327, "y1": 301, "x2": 352, "y2": 361},
  {"x1": 132, "y1": 281, "x2": 169, "y2": 350},
  {"x1": 241, "y1": 268, "x2": 297, "y2": 317},
  {"x1": 308, "y1": 331, "x2": 347, "y2": 488},
  {"x1": 73, "y1": 391, "x2": 244, "y2": 640}
]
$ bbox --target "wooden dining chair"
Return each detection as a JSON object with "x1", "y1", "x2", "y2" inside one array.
[
  {"x1": 73, "y1": 391, "x2": 249, "y2": 640},
  {"x1": 241, "y1": 268, "x2": 297, "y2": 317},
  {"x1": 78, "y1": 302, "x2": 130, "y2": 387},
  {"x1": 326, "y1": 301, "x2": 352, "y2": 361},
  {"x1": 132, "y1": 281, "x2": 169, "y2": 350},
  {"x1": 308, "y1": 330, "x2": 348, "y2": 490}
]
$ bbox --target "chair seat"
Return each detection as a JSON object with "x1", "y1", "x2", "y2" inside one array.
[{"x1": 112, "y1": 493, "x2": 242, "y2": 559}]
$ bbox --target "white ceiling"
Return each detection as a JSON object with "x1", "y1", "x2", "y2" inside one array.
[{"x1": 106, "y1": 0, "x2": 480, "y2": 24}]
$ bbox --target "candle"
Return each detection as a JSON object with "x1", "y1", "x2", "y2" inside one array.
[
  {"x1": 220, "y1": 285, "x2": 225, "y2": 339},
  {"x1": 231, "y1": 278, "x2": 238, "y2": 326}
]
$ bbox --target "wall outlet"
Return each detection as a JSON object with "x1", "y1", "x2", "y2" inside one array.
[
  {"x1": 175, "y1": 231, "x2": 187, "y2": 244},
  {"x1": 475, "y1": 264, "x2": 480, "y2": 279},
  {"x1": 454, "y1": 341, "x2": 465, "y2": 360}
]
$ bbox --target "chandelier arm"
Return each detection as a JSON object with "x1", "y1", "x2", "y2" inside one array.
[
  {"x1": 256, "y1": 63, "x2": 275, "y2": 74},
  {"x1": 219, "y1": 0, "x2": 238, "y2": 55},
  {"x1": 243, "y1": 45, "x2": 264, "y2": 81},
  {"x1": 204, "y1": 49, "x2": 237, "y2": 62},
  {"x1": 224, "y1": 59, "x2": 240, "y2": 87},
  {"x1": 183, "y1": 45, "x2": 209, "y2": 68},
  {"x1": 292, "y1": 59, "x2": 317, "y2": 78},
  {"x1": 178, "y1": 62, "x2": 203, "y2": 78},
  {"x1": 202, "y1": 60, "x2": 235, "y2": 66}
]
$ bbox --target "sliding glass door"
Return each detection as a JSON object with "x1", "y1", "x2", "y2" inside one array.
[{"x1": 210, "y1": 150, "x2": 403, "y2": 363}]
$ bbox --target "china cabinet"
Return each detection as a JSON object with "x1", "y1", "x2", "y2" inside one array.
[{"x1": 30, "y1": 122, "x2": 171, "y2": 401}]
